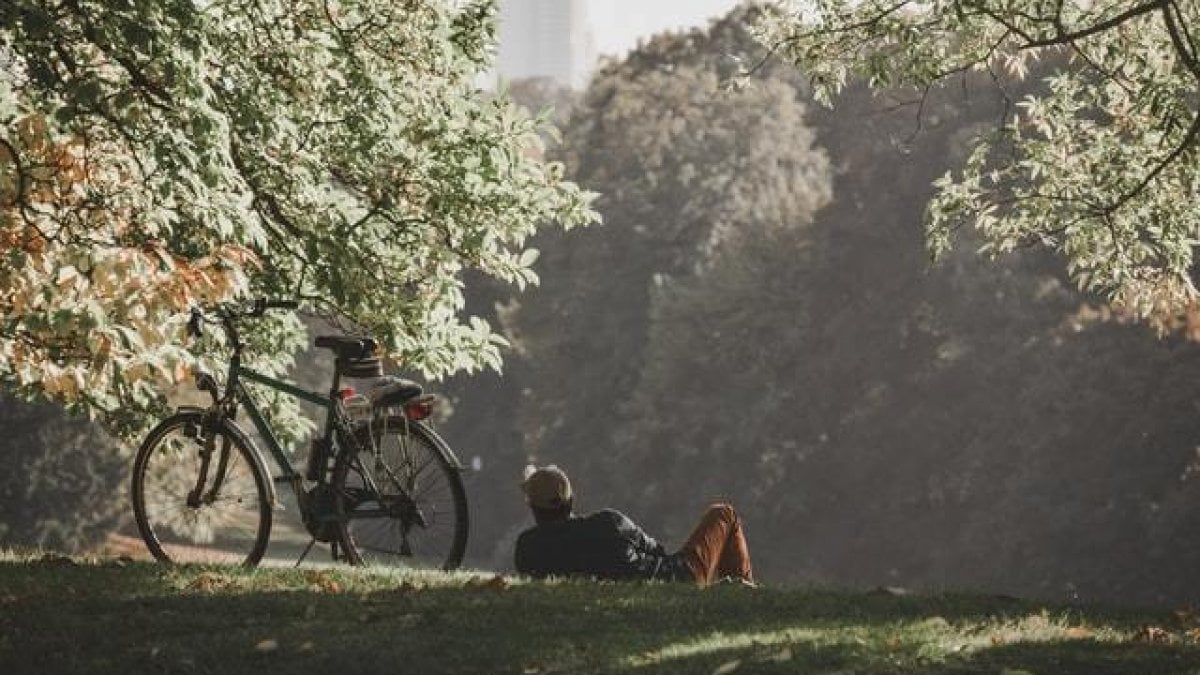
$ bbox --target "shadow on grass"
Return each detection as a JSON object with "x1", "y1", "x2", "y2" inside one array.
[
  {"x1": 0, "y1": 561, "x2": 1196, "y2": 674},
  {"x1": 959, "y1": 640, "x2": 1200, "y2": 675}
]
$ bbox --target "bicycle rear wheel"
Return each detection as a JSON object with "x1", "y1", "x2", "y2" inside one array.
[
  {"x1": 131, "y1": 412, "x2": 272, "y2": 566},
  {"x1": 332, "y1": 418, "x2": 468, "y2": 571}
]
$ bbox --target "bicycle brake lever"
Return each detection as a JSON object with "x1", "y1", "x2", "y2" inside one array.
[{"x1": 186, "y1": 308, "x2": 204, "y2": 339}]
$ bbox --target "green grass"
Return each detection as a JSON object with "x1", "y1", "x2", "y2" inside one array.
[{"x1": 1, "y1": 550, "x2": 1198, "y2": 674}]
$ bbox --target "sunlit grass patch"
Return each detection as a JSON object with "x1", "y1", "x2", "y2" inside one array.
[
  {"x1": 0, "y1": 547, "x2": 53, "y2": 563},
  {"x1": 157, "y1": 561, "x2": 498, "y2": 595},
  {"x1": 622, "y1": 626, "x2": 826, "y2": 668}
]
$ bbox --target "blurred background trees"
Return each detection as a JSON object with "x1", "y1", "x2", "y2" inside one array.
[
  {"x1": 0, "y1": 395, "x2": 124, "y2": 552},
  {"x1": 442, "y1": 5, "x2": 1200, "y2": 606}
]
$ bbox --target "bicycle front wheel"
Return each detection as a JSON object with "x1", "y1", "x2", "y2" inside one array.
[
  {"x1": 333, "y1": 418, "x2": 468, "y2": 571},
  {"x1": 131, "y1": 412, "x2": 272, "y2": 566}
]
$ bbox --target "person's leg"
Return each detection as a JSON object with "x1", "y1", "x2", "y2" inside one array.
[{"x1": 676, "y1": 503, "x2": 753, "y2": 586}]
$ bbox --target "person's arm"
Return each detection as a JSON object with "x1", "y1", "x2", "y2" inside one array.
[{"x1": 605, "y1": 509, "x2": 665, "y2": 556}]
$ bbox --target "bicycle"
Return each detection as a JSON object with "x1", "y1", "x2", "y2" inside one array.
[{"x1": 130, "y1": 298, "x2": 469, "y2": 570}]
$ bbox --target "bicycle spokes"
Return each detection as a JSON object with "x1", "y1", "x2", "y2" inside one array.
[
  {"x1": 334, "y1": 421, "x2": 467, "y2": 569},
  {"x1": 133, "y1": 415, "x2": 271, "y2": 565}
]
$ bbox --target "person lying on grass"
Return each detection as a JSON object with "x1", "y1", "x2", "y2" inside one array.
[{"x1": 514, "y1": 464, "x2": 755, "y2": 587}]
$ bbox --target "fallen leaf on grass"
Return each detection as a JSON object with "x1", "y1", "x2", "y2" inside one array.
[
  {"x1": 483, "y1": 575, "x2": 511, "y2": 591},
  {"x1": 766, "y1": 647, "x2": 793, "y2": 663},
  {"x1": 254, "y1": 639, "x2": 279, "y2": 653},
  {"x1": 1186, "y1": 628, "x2": 1200, "y2": 641},
  {"x1": 465, "y1": 574, "x2": 511, "y2": 592},
  {"x1": 1024, "y1": 611, "x2": 1051, "y2": 630},
  {"x1": 1134, "y1": 626, "x2": 1171, "y2": 644},
  {"x1": 999, "y1": 670, "x2": 1035, "y2": 675},
  {"x1": 920, "y1": 616, "x2": 950, "y2": 630},
  {"x1": 303, "y1": 570, "x2": 342, "y2": 593},
  {"x1": 1064, "y1": 627, "x2": 1092, "y2": 639},
  {"x1": 884, "y1": 637, "x2": 902, "y2": 651},
  {"x1": 712, "y1": 659, "x2": 741, "y2": 675},
  {"x1": 188, "y1": 572, "x2": 231, "y2": 592}
]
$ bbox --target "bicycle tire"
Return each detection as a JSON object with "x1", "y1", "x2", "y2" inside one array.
[
  {"x1": 332, "y1": 417, "x2": 468, "y2": 571},
  {"x1": 131, "y1": 411, "x2": 272, "y2": 566}
]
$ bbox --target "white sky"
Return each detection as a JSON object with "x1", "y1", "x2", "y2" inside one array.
[{"x1": 585, "y1": 0, "x2": 745, "y2": 57}]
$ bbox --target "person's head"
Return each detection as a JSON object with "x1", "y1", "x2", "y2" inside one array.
[{"x1": 522, "y1": 464, "x2": 573, "y2": 524}]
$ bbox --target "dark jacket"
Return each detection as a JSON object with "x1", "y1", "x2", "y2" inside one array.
[{"x1": 514, "y1": 509, "x2": 688, "y2": 581}]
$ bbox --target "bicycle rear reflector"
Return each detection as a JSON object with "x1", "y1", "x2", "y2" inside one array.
[{"x1": 405, "y1": 396, "x2": 436, "y2": 421}]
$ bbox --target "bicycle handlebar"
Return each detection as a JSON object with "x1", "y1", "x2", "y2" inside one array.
[
  {"x1": 186, "y1": 298, "x2": 298, "y2": 340},
  {"x1": 261, "y1": 299, "x2": 299, "y2": 312}
]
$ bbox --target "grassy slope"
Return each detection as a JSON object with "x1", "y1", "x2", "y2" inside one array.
[{"x1": 1, "y1": 553, "x2": 1198, "y2": 675}]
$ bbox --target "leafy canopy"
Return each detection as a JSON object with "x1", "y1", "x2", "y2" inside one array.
[
  {"x1": 757, "y1": 0, "x2": 1200, "y2": 335},
  {"x1": 0, "y1": 0, "x2": 596, "y2": 430}
]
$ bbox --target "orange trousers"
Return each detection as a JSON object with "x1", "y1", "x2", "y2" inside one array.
[{"x1": 677, "y1": 503, "x2": 754, "y2": 587}]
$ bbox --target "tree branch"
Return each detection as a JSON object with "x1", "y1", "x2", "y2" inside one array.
[
  {"x1": 1018, "y1": 0, "x2": 1167, "y2": 49},
  {"x1": 1100, "y1": 110, "x2": 1200, "y2": 216}
]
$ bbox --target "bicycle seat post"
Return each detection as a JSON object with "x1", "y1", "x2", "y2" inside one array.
[{"x1": 221, "y1": 312, "x2": 245, "y2": 411}]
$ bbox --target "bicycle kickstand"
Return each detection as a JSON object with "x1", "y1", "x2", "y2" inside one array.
[{"x1": 294, "y1": 537, "x2": 318, "y2": 568}]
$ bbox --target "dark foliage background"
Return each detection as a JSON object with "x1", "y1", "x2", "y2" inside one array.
[
  {"x1": 440, "y1": 7, "x2": 1200, "y2": 607},
  {"x1": 0, "y1": 395, "x2": 126, "y2": 552}
]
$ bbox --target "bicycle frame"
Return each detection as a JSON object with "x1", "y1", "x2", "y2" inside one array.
[
  {"x1": 226, "y1": 363, "x2": 420, "y2": 533},
  {"x1": 235, "y1": 367, "x2": 330, "y2": 487},
  {"x1": 189, "y1": 305, "x2": 418, "y2": 518},
  {"x1": 209, "y1": 338, "x2": 358, "y2": 493}
]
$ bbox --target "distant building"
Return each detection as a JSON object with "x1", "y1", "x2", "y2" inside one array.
[{"x1": 496, "y1": 0, "x2": 596, "y2": 89}]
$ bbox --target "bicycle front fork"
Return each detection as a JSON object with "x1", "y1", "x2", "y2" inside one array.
[{"x1": 187, "y1": 430, "x2": 233, "y2": 507}]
